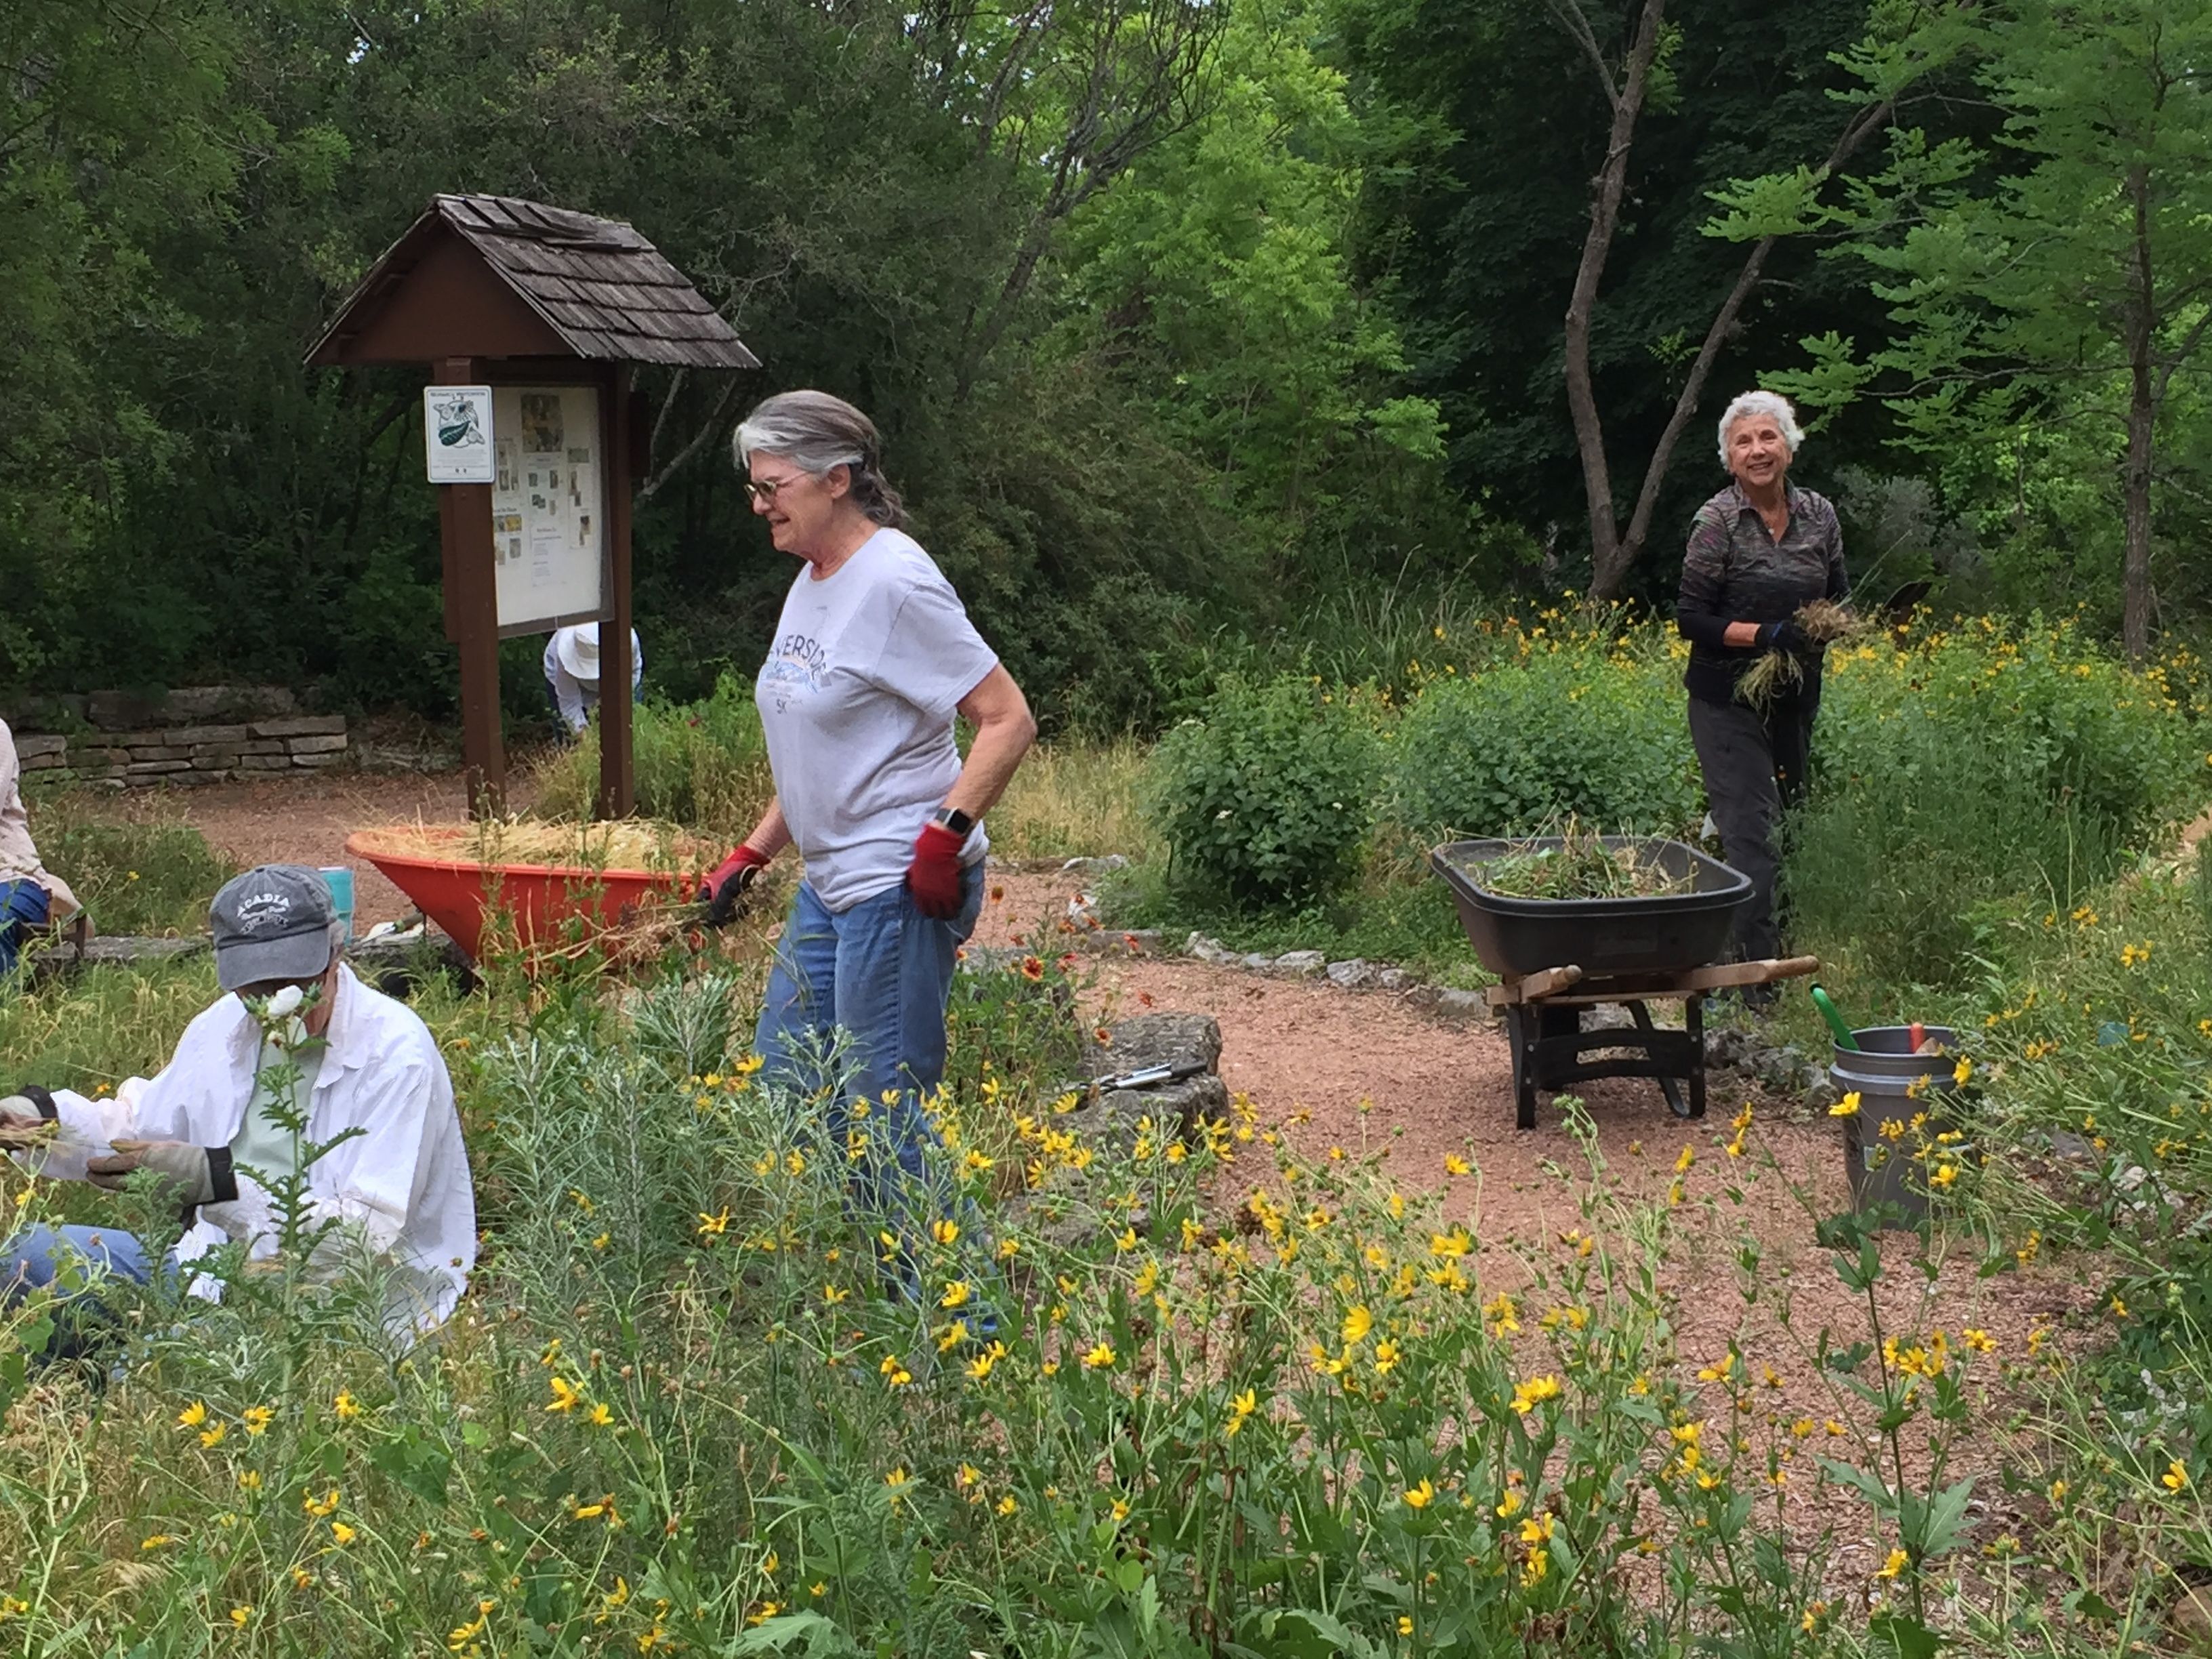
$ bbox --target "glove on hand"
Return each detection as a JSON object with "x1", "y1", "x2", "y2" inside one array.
[
  {"x1": 701, "y1": 844, "x2": 773, "y2": 926},
  {"x1": 86, "y1": 1139, "x2": 222, "y2": 1206},
  {"x1": 905, "y1": 821, "x2": 968, "y2": 920},
  {"x1": 1759, "y1": 618, "x2": 1810, "y2": 655}
]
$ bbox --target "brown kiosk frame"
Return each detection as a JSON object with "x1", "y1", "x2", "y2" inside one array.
[{"x1": 307, "y1": 193, "x2": 759, "y2": 818}]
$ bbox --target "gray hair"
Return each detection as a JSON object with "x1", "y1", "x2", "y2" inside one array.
[
  {"x1": 1716, "y1": 390, "x2": 1805, "y2": 468},
  {"x1": 732, "y1": 390, "x2": 907, "y2": 529}
]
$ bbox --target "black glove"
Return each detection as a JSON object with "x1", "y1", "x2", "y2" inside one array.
[
  {"x1": 699, "y1": 846, "x2": 771, "y2": 926},
  {"x1": 1759, "y1": 618, "x2": 1810, "y2": 655}
]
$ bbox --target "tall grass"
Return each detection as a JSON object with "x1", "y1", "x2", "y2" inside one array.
[
  {"x1": 989, "y1": 737, "x2": 1155, "y2": 861},
  {"x1": 527, "y1": 673, "x2": 773, "y2": 834},
  {"x1": 24, "y1": 792, "x2": 236, "y2": 935}
]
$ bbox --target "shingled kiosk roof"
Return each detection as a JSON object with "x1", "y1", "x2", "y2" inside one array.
[{"x1": 306, "y1": 192, "x2": 760, "y2": 369}]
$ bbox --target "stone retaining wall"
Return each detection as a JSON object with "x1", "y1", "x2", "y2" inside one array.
[{"x1": 7, "y1": 686, "x2": 347, "y2": 787}]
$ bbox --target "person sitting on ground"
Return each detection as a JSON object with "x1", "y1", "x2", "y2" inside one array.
[
  {"x1": 544, "y1": 622, "x2": 644, "y2": 738},
  {"x1": 1, "y1": 864, "x2": 476, "y2": 1340},
  {"x1": 0, "y1": 717, "x2": 80, "y2": 979}
]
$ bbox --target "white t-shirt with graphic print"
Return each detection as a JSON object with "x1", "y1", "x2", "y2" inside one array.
[{"x1": 756, "y1": 527, "x2": 1000, "y2": 912}]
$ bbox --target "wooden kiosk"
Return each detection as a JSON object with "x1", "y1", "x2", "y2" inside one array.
[{"x1": 306, "y1": 193, "x2": 758, "y2": 817}]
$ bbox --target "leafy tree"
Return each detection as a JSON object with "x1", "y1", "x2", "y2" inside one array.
[
  {"x1": 1765, "y1": 0, "x2": 2212, "y2": 661},
  {"x1": 1332, "y1": 0, "x2": 1949, "y2": 599},
  {"x1": 0, "y1": 0, "x2": 245, "y2": 684},
  {"x1": 1057, "y1": 0, "x2": 1446, "y2": 548}
]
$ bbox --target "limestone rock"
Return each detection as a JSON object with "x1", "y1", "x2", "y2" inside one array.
[
  {"x1": 1086, "y1": 1011, "x2": 1223, "y2": 1074},
  {"x1": 1325, "y1": 959, "x2": 1382, "y2": 990},
  {"x1": 1185, "y1": 933, "x2": 1238, "y2": 966},
  {"x1": 1269, "y1": 949, "x2": 1326, "y2": 977}
]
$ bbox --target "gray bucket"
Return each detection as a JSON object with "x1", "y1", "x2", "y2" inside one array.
[{"x1": 1831, "y1": 1026, "x2": 1962, "y2": 1226}]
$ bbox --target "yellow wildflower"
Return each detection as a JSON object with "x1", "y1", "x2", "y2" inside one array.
[{"x1": 1402, "y1": 1477, "x2": 1435, "y2": 1510}]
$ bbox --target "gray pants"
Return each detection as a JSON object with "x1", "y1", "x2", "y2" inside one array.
[{"x1": 1687, "y1": 692, "x2": 1816, "y2": 962}]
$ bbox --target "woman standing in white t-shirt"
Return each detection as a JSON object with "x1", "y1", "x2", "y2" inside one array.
[{"x1": 701, "y1": 391, "x2": 1036, "y2": 1254}]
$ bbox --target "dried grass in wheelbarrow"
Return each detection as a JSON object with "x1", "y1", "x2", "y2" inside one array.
[{"x1": 1736, "y1": 598, "x2": 1868, "y2": 710}]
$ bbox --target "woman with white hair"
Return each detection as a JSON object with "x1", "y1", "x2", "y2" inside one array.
[
  {"x1": 700, "y1": 390, "x2": 1036, "y2": 1262},
  {"x1": 1676, "y1": 390, "x2": 1848, "y2": 981}
]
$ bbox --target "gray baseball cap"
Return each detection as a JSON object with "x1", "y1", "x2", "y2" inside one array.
[{"x1": 209, "y1": 865, "x2": 337, "y2": 992}]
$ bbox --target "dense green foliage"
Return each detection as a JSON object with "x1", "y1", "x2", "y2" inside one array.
[
  {"x1": 1122, "y1": 614, "x2": 2203, "y2": 994},
  {"x1": 13, "y1": 0, "x2": 2211, "y2": 727},
  {"x1": 1147, "y1": 676, "x2": 1382, "y2": 905},
  {"x1": 1390, "y1": 640, "x2": 1701, "y2": 840}
]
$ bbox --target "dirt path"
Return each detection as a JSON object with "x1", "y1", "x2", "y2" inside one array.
[
  {"x1": 92, "y1": 769, "x2": 540, "y2": 928},
  {"x1": 974, "y1": 865, "x2": 2089, "y2": 1561}
]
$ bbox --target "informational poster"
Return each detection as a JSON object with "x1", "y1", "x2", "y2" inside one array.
[
  {"x1": 489, "y1": 384, "x2": 605, "y2": 630},
  {"x1": 423, "y1": 385, "x2": 494, "y2": 483}
]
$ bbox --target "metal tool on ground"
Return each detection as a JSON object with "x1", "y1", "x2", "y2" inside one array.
[
  {"x1": 1809, "y1": 984, "x2": 1860, "y2": 1051},
  {"x1": 1094, "y1": 1060, "x2": 1210, "y2": 1092},
  {"x1": 1432, "y1": 836, "x2": 1819, "y2": 1128}
]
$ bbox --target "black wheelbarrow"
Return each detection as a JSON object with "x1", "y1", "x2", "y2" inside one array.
[{"x1": 1431, "y1": 837, "x2": 1818, "y2": 1128}]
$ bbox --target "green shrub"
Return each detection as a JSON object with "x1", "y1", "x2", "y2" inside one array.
[
  {"x1": 1790, "y1": 619, "x2": 2198, "y2": 986},
  {"x1": 1146, "y1": 675, "x2": 1381, "y2": 906},
  {"x1": 1389, "y1": 644, "x2": 1700, "y2": 840},
  {"x1": 530, "y1": 672, "x2": 773, "y2": 834},
  {"x1": 28, "y1": 796, "x2": 237, "y2": 936}
]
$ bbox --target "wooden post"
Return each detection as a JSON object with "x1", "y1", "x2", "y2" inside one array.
[
  {"x1": 598, "y1": 363, "x2": 636, "y2": 819},
  {"x1": 435, "y1": 355, "x2": 505, "y2": 817}
]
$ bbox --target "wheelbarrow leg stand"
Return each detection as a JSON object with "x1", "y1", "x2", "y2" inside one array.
[{"x1": 1507, "y1": 1002, "x2": 1583, "y2": 1130}]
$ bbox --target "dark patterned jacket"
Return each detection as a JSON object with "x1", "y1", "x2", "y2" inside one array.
[{"x1": 1675, "y1": 482, "x2": 1848, "y2": 705}]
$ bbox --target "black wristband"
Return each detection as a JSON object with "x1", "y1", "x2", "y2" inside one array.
[
  {"x1": 932, "y1": 806, "x2": 976, "y2": 837},
  {"x1": 18, "y1": 1085, "x2": 55, "y2": 1122},
  {"x1": 205, "y1": 1146, "x2": 239, "y2": 1205}
]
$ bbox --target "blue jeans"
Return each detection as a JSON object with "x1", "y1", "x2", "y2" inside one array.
[
  {"x1": 0, "y1": 880, "x2": 49, "y2": 977},
  {"x1": 2, "y1": 1224, "x2": 168, "y2": 1359},
  {"x1": 755, "y1": 866, "x2": 985, "y2": 1233}
]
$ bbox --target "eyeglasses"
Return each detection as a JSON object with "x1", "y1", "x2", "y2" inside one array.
[{"x1": 743, "y1": 473, "x2": 809, "y2": 504}]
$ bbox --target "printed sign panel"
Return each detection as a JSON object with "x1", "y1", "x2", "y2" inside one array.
[
  {"x1": 490, "y1": 384, "x2": 605, "y2": 630},
  {"x1": 423, "y1": 385, "x2": 495, "y2": 483}
]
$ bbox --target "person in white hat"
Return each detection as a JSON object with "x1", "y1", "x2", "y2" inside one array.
[{"x1": 543, "y1": 622, "x2": 644, "y2": 737}]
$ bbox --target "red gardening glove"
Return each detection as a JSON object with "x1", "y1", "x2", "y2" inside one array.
[
  {"x1": 701, "y1": 844, "x2": 772, "y2": 926},
  {"x1": 905, "y1": 821, "x2": 967, "y2": 920}
]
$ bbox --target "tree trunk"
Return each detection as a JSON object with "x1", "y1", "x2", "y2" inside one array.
[
  {"x1": 2122, "y1": 163, "x2": 2155, "y2": 664},
  {"x1": 1559, "y1": 0, "x2": 1670, "y2": 598}
]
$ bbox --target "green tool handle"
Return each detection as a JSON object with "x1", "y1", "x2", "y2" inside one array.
[{"x1": 1809, "y1": 985, "x2": 1860, "y2": 1051}]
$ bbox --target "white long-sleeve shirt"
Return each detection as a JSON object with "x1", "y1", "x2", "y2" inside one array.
[
  {"x1": 543, "y1": 628, "x2": 643, "y2": 734},
  {"x1": 22, "y1": 966, "x2": 476, "y2": 1335}
]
